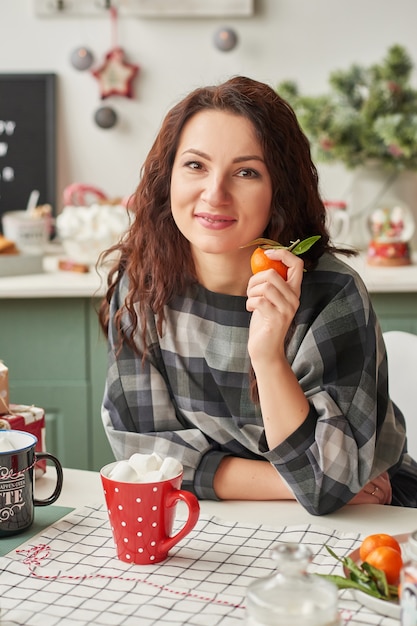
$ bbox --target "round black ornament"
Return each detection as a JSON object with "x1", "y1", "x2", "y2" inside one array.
[
  {"x1": 70, "y1": 46, "x2": 94, "y2": 71},
  {"x1": 94, "y1": 106, "x2": 118, "y2": 129},
  {"x1": 213, "y1": 27, "x2": 238, "y2": 52}
]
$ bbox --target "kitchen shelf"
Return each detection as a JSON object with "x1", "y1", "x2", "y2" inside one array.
[{"x1": 34, "y1": 0, "x2": 254, "y2": 18}]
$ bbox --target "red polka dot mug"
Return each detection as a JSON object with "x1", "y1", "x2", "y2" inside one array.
[{"x1": 100, "y1": 461, "x2": 200, "y2": 565}]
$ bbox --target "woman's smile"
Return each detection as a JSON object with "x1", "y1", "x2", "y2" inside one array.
[{"x1": 194, "y1": 212, "x2": 237, "y2": 229}]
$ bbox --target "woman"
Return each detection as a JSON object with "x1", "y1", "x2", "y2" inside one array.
[{"x1": 99, "y1": 76, "x2": 417, "y2": 515}]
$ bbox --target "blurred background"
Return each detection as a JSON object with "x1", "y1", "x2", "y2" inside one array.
[{"x1": 1, "y1": 0, "x2": 417, "y2": 246}]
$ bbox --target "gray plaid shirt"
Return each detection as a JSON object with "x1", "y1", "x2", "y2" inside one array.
[{"x1": 102, "y1": 253, "x2": 417, "y2": 514}]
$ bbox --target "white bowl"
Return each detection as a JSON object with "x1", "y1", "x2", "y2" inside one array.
[
  {"x1": 56, "y1": 203, "x2": 131, "y2": 265},
  {"x1": 60, "y1": 237, "x2": 120, "y2": 266}
]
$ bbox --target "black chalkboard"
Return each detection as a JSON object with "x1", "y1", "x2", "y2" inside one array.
[{"x1": 0, "y1": 73, "x2": 56, "y2": 230}]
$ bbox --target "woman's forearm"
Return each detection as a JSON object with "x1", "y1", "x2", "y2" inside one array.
[
  {"x1": 254, "y1": 357, "x2": 310, "y2": 449},
  {"x1": 213, "y1": 456, "x2": 296, "y2": 500}
]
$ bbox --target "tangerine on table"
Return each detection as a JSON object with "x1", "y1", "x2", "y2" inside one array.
[
  {"x1": 364, "y1": 545, "x2": 403, "y2": 585},
  {"x1": 359, "y1": 533, "x2": 402, "y2": 562}
]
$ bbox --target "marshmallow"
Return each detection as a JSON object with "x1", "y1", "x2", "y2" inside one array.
[
  {"x1": 0, "y1": 435, "x2": 16, "y2": 452},
  {"x1": 137, "y1": 470, "x2": 166, "y2": 483},
  {"x1": 109, "y1": 460, "x2": 138, "y2": 482},
  {"x1": 108, "y1": 453, "x2": 183, "y2": 484},
  {"x1": 159, "y1": 457, "x2": 183, "y2": 480},
  {"x1": 56, "y1": 205, "x2": 130, "y2": 242},
  {"x1": 128, "y1": 452, "x2": 162, "y2": 476}
]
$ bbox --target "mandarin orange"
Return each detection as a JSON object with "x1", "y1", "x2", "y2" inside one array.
[
  {"x1": 250, "y1": 247, "x2": 288, "y2": 279},
  {"x1": 359, "y1": 533, "x2": 402, "y2": 563},
  {"x1": 364, "y1": 545, "x2": 403, "y2": 585}
]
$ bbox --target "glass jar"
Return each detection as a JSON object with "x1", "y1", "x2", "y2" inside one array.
[
  {"x1": 401, "y1": 530, "x2": 417, "y2": 625},
  {"x1": 245, "y1": 543, "x2": 340, "y2": 626}
]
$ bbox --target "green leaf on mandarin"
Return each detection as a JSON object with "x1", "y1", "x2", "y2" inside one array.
[{"x1": 241, "y1": 235, "x2": 321, "y2": 256}]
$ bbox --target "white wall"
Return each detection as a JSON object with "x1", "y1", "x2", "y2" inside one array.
[{"x1": 2, "y1": 0, "x2": 417, "y2": 245}]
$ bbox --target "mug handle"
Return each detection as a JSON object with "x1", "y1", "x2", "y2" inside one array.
[
  {"x1": 34, "y1": 452, "x2": 64, "y2": 506},
  {"x1": 161, "y1": 489, "x2": 200, "y2": 554}
]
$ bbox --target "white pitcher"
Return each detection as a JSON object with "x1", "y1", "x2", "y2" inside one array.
[{"x1": 324, "y1": 201, "x2": 350, "y2": 244}]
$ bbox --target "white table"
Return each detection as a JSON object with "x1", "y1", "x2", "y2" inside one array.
[
  {"x1": 1, "y1": 466, "x2": 415, "y2": 626},
  {"x1": 37, "y1": 467, "x2": 417, "y2": 535}
]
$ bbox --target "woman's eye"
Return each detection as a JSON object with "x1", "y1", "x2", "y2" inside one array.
[
  {"x1": 237, "y1": 168, "x2": 259, "y2": 178},
  {"x1": 185, "y1": 160, "x2": 202, "y2": 170}
]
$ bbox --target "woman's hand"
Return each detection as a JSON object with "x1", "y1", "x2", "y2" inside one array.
[
  {"x1": 246, "y1": 248, "x2": 304, "y2": 364},
  {"x1": 245, "y1": 248, "x2": 309, "y2": 448},
  {"x1": 349, "y1": 472, "x2": 392, "y2": 505}
]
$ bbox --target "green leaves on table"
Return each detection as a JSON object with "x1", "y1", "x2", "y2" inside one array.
[{"x1": 316, "y1": 544, "x2": 399, "y2": 601}]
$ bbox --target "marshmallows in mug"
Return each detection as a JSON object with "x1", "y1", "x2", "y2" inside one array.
[
  {"x1": 0, "y1": 434, "x2": 16, "y2": 452},
  {"x1": 109, "y1": 452, "x2": 183, "y2": 483}
]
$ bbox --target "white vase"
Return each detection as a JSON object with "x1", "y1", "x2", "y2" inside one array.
[{"x1": 344, "y1": 163, "x2": 417, "y2": 251}]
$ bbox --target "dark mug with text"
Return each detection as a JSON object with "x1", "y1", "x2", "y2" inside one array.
[{"x1": 0, "y1": 429, "x2": 63, "y2": 537}]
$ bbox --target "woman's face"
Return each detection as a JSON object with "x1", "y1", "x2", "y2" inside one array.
[{"x1": 170, "y1": 110, "x2": 273, "y2": 258}]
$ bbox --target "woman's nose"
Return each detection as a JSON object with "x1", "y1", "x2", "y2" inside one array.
[{"x1": 201, "y1": 175, "x2": 230, "y2": 206}]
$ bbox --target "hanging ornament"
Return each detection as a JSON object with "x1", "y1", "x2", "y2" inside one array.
[
  {"x1": 93, "y1": 47, "x2": 139, "y2": 99},
  {"x1": 92, "y1": 6, "x2": 139, "y2": 99},
  {"x1": 94, "y1": 105, "x2": 118, "y2": 129},
  {"x1": 213, "y1": 27, "x2": 238, "y2": 52},
  {"x1": 70, "y1": 46, "x2": 94, "y2": 71}
]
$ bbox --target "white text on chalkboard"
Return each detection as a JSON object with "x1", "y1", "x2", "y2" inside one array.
[
  {"x1": 1, "y1": 167, "x2": 15, "y2": 182},
  {"x1": 0, "y1": 121, "x2": 16, "y2": 135}
]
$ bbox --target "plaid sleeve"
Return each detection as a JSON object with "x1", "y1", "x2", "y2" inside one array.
[
  {"x1": 264, "y1": 260, "x2": 407, "y2": 515},
  {"x1": 101, "y1": 279, "x2": 227, "y2": 500}
]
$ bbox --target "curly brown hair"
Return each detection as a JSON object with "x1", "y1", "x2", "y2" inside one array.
[{"x1": 99, "y1": 75, "x2": 342, "y2": 349}]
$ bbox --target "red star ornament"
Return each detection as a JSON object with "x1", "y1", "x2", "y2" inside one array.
[{"x1": 92, "y1": 47, "x2": 139, "y2": 99}]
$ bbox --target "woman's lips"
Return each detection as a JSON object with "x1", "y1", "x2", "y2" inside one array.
[{"x1": 194, "y1": 213, "x2": 236, "y2": 230}]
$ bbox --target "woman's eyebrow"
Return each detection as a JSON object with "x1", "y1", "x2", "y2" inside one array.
[
  {"x1": 179, "y1": 148, "x2": 209, "y2": 158},
  {"x1": 180, "y1": 148, "x2": 265, "y2": 163},
  {"x1": 233, "y1": 155, "x2": 265, "y2": 164}
]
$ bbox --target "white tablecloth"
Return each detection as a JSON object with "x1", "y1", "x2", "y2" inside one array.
[{"x1": 0, "y1": 503, "x2": 401, "y2": 626}]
